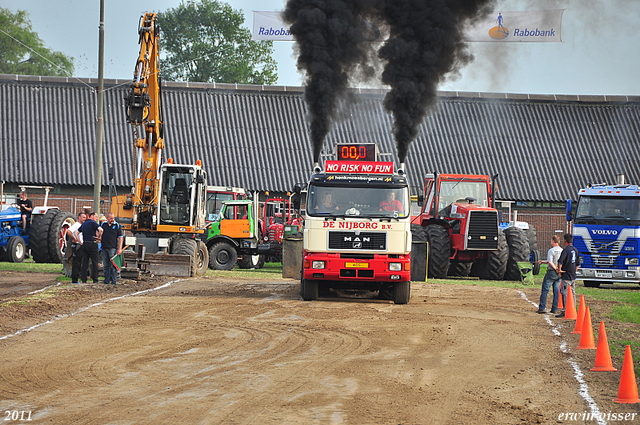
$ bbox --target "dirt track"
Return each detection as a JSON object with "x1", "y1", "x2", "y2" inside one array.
[{"x1": 1, "y1": 275, "x2": 638, "y2": 424}]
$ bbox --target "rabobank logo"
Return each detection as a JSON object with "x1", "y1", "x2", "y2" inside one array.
[{"x1": 489, "y1": 13, "x2": 509, "y2": 39}]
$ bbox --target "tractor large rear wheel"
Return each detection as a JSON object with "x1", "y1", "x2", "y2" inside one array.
[
  {"x1": 425, "y1": 225, "x2": 450, "y2": 278},
  {"x1": 48, "y1": 211, "x2": 75, "y2": 264},
  {"x1": 448, "y1": 260, "x2": 473, "y2": 277},
  {"x1": 30, "y1": 209, "x2": 58, "y2": 263},
  {"x1": 504, "y1": 227, "x2": 530, "y2": 281},
  {"x1": 479, "y1": 229, "x2": 508, "y2": 280}
]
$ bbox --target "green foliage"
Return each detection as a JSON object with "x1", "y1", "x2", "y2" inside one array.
[
  {"x1": 0, "y1": 7, "x2": 74, "y2": 77},
  {"x1": 0, "y1": 258, "x2": 64, "y2": 274},
  {"x1": 158, "y1": 0, "x2": 277, "y2": 84}
]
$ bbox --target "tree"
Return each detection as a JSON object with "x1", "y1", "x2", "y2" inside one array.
[
  {"x1": 158, "y1": 0, "x2": 277, "y2": 84},
  {"x1": 0, "y1": 8, "x2": 74, "y2": 77}
]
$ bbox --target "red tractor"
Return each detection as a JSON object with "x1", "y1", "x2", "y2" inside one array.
[
  {"x1": 262, "y1": 196, "x2": 292, "y2": 262},
  {"x1": 412, "y1": 173, "x2": 530, "y2": 280}
]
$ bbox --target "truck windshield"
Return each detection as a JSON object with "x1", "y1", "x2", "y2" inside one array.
[
  {"x1": 437, "y1": 180, "x2": 489, "y2": 212},
  {"x1": 575, "y1": 196, "x2": 640, "y2": 224},
  {"x1": 307, "y1": 185, "x2": 410, "y2": 218}
]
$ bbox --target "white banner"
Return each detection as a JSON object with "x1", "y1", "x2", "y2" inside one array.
[
  {"x1": 253, "y1": 9, "x2": 564, "y2": 43},
  {"x1": 252, "y1": 11, "x2": 293, "y2": 41},
  {"x1": 463, "y1": 10, "x2": 564, "y2": 42}
]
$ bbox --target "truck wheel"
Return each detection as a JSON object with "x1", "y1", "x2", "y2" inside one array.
[
  {"x1": 7, "y1": 236, "x2": 26, "y2": 263},
  {"x1": 392, "y1": 281, "x2": 410, "y2": 304},
  {"x1": 208, "y1": 242, "x2": 237, "y2": 271},
  {"x1": 584, "y1": 280, "x2": 601, "y2": 288},
  {"x1": 172, "y1": 238, "x2": 200, "y2": 277},
  {"x1": 480, "y1": 229, "x2": 508, "y2": 280},
  {"x1": 425, "y1": 225, "x2": 450, "y2": 278},
  {"x1": 30, "y1": 209, "x2": 58, "y2": 263},
  {"x1": 504, "y1": 227, "x2": 530, "y2": 281},
  {"x1": 238, "y1": 254, "x2": 261, "y2": 269},
  {"x1": 448, "y1": 261, "x2": 472, "y2": 277},
  {"x1": 195, "y1": 240, "x2": 209, "y2": 276},
  {"x1": 48, "y1": 211, "x2": 75, "y2": 264},
  {"x1": 301, "y1": 278, "x2": 318, "y2": 301}
]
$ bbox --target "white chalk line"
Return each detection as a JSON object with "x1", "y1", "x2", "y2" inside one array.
[
  {"x1": 518, "y1": 290, "x2": 606, "y2": 425},
  {"x1": 1, "y1": 280, "x2": 179, "y2": 341}
]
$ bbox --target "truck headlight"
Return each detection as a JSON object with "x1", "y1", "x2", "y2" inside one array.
[
  {"x1": 312, "y1": 261, "x2": 325, "y2": 269},
  {"x1": 625, "y1": 258, "x2": 639, "y2": 266},
  {"x1": 389, "y1": 262, "x2": 402, "y2": 271}
]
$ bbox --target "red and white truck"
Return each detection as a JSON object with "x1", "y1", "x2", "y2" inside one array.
[{"x1": 300, "y1": 143, "x2": 412, "y2": 304}]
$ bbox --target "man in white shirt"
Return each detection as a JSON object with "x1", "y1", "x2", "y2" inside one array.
[
  {"x1": 536, "y1": 235, "x2": 563, "y2": 314},
  {"x1": 68, "y1": 211, "x2": 86, "y2": 284}
]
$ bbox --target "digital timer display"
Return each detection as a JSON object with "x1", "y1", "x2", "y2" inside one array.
[{"x1": 336, "y1": 143, "x2": 377, "y2": 162}]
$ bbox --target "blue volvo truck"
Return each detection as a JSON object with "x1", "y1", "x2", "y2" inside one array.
[{"x1": 569, "y1": 182, "x2": 640, "y2": 287}]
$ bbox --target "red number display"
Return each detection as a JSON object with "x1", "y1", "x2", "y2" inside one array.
[{"x1": 336, "y1": 143, "x2": 376, "y2": 161}]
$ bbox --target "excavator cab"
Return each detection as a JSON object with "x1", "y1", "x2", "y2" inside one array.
[{"x1": 158, "y1": 164, "x2": 207, "y2": 230}]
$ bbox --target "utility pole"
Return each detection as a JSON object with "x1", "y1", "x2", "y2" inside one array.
[{"x1": 94, "y1": 0, "x2": 105, "y2": 214}]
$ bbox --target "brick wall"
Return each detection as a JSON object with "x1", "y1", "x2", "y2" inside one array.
[{"x1": 508, "y1": 210, "x2": 568, "y2": 255}]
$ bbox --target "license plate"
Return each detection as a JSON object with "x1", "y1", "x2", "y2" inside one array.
[
  {"x1": 345, "y1": 262, "x2": 368, "y2": 268},
  {"x1": 595, "y1": 270, "x2": 612, "y2": 278}
]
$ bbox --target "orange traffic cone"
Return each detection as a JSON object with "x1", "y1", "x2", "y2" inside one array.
[
  {"x1": 558, "y1": 292, "x2": 564, "y2": 310},
  {"x1": 614, "y1": 345, "x2": 640, "y2": 403},
  {"x1": 563, "y1": 284, "x2": 578, "y2": 320},
  {"x1": 591, "y1": 322, "x2": 617, "y2": 371},
  {"x1": 571, "y1": 295, "x2": 586, "y2": 334},
  {"x1": 576, "y1": 307, "x2": 596, "y2": 349}
]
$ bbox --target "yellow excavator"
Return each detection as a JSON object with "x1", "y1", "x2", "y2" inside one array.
[{"x1": 110, "y1": 12, "x2": 209, "y2": 277}]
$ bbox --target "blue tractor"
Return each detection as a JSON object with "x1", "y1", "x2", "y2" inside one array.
[{"x1": 0, "y1": 206, "x2": 29, "y2": 262}]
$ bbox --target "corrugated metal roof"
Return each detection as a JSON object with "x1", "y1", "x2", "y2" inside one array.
[{"x1": 1, "y1": 75, "x2": 639, "y2": 202}]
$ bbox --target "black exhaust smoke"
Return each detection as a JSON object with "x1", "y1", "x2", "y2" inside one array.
[
  {"x1": 380, "y1": 0, "x2": 495, "y2": 162},
  {"x1": 285, "y1": 0, "x2": 495, "y2": 163},
  {"x1": 283, "y1": 0, "x2": 382, "y2": 162}
]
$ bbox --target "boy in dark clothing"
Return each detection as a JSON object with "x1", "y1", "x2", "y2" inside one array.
[
  {"x1": 17, "y1": 191, "x2": 33, "y2": 232},
  {"x1": 80, "y1": 212, "x2": 103, "y2": 284},
  {"x1": 555, "y1": 234, "x2": 580, "y2": 318}
]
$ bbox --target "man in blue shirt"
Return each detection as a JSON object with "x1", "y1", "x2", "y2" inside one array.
[
  {"x1": 555, "y1": 234, "x2": 580, "y2": 318},
  {"x1": 79, "y1": 212, "x2": 102, "y2": 284},
  {"x1": 100, "y1": 213, "x2": 123, "y2": 285}
]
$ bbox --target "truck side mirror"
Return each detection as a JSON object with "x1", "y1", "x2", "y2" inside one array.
[{"x1": 566, "y1": 199, "x2": 572, "y2": 222}]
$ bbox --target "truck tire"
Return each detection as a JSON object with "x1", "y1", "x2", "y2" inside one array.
[
  {"x1": 195, "y1": 240, "x2": 209, "y2": 276},
  {"x1": 301, "y1": 278, "x2": 318, "y2": 301},
  {"x1": 7, "y1": 236, "x2": 26, "y2": 263},
  {"x1": 208, "y1": 241, "x2": 237, "y2": 271},
  {"x1": 425, "y1": 225, "x2": 450, "y2": 278},
  {"x1": 479, "y1": 229, "x2": 508, "y2": 280},
  {"x1": 526, "y1": 226, "x2": 541, "y2": 275},
  {"x1": 238, "y1": 254, "x2": 261, "y2": 269},
  {"x1": 30, "y1": 209, "x2": 58, "y2": 263},
  {"x1": 48, "y1": 211, "x2": 75, "y2": 264},
  {"x1": 392, "y1": 281, "x2": 411, "y2": 304},
  {"x1": 448, "y1": 260, "x2": 472, "y2": 277},
  {"x1": 172, "y1": 238, "x2": 201, "y2": 277},
  {"x1": 255, "y1": 254, "x2": 265, "y2": 269},
  {"x1": 584, "y1": 280, "x2": 601, "y2": 288},
  {"x1": 504, "y1": 227, "x2": 530, "y2": 281}
]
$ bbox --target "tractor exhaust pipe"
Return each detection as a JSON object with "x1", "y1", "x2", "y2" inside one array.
[
  {"x1": 314, "y1": 162, "x2": 322, "y2": 173},
  {"x1": 398, "y1": 162, "x2": 405, "y2": 176}
]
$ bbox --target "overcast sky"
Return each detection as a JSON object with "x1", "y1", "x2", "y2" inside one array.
[{"x1": 2, "y1": 0, "x2": 639, "y2": 95}]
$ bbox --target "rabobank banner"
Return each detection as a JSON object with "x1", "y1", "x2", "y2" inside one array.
[
  {"x1": 463, "y1": 10, "x2": 564, "y2": 42},
  {"x1": 252, "y1": 11, "x2": 293, "y2": 41}
]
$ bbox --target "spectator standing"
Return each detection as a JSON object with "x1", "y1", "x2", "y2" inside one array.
[
  {"x1": 67, "y1": 211, "x2": 87, "y2": 284},
  {"x1": 100, "y1": 213, "x2": 123, "y2": 285},
  {"x1": 555, "y1": 234, "x2": 581, "y2": 318},
  {"x1": 79, "y1": 212, "x2": 103, "y2": 284},
  {"x1": 16, "y1": 191, "x2": 33, "y2": 233},
  {"x1": 536, "y1": 235, "x2": 563, "y2": 314}
]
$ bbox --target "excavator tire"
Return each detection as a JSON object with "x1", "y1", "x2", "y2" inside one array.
[
  {"x1": 195, "y1": 240, "x2": 209, "y2": 276},
  {"x1": 425, "y1": 225, "x2": 451, "y2": 278},
  {"x1": 208, "y1": 241, "x2": 237, "y2": 271},
  {"x1": 504, "y1": 227, "x2": 531, "y2": 281},
  {"x1": 48, "y1": 211, "x2": 75, "y2": 264},
  {"x1": 479, "y1": 229, "x2": 508, "y2": 280},
  {"x1": 172, "y1": 238, "x2": 199, "y2": 277},
  {"x1": 30, "y1": 209, "x2": 58, "y2": 263}
]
